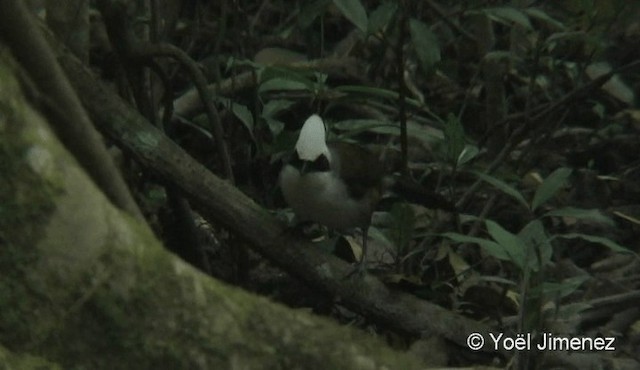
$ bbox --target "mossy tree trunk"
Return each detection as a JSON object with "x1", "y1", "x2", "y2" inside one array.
[{"x1": 0, "y1": 46, "x2": 423, "y2": 370}]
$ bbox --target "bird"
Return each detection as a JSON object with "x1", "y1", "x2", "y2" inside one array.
[
  {"x1": 279, "y1": 114, "x2": 385, "y2": 275},
  {"x1": 279, "y1": 114, "x2": 457, "y2": 275}
]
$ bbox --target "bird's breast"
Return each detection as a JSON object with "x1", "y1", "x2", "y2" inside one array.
[{"x1": 279, "y1": 165, "x2": 374, "y2": 229}]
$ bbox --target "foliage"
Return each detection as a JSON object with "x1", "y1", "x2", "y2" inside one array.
[{"x1": 41, "y1": 0, "x2": 640, "y2": 367}]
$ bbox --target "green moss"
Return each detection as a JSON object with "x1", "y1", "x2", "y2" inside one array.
[
  {"x1": 0, "y1": 343, "x2": 62, "y2": 370},
  {"x1": 0, "y1": 49, "x2": 60, "y2": 349}
]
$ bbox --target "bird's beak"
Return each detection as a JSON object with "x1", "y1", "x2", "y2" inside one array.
[{"x1": 300, "y1": 161, "x2": 309, "y2": 175}]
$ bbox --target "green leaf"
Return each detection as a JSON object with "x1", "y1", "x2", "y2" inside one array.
[
  {"x1": 215, "y1": 98, "x2": 254, "y2": 140},
  {"x1": 518, "y1": 220, "x2": 551, "y2": 271},
  {"x1": 441, "y1": 232, "x2": 510, "y2": 261},
  {"x1": 544, "y1": 207, "x2": 614, "y2": 226},
  {"x1": 387, "y1": 203, "x2": 415, "y2": 254},
  {"x1": 471, "y1": 170, "x2": 529, "y2": 210},
  {"x1": 523, "y1": 7, "x2": 565, "y2": 30},
  {"x1": 265, "y1": 118, "x2": 285, "y2": 137},
  {"x1": 443, "y1": 113, "x2": 465, "y2": 166},
  {"x1": 545, "y1": 31, "x2": 587, "y2": 44},
  {"x1": 409, "y1": 18, "x2": 440, "y2": 75},
  {"x1": 333, "y1": 0, "x2": 368, "y2": 33},
  {"x1": 262, "y1": 99, "x2": 296, "y2": 119},
  {"x1": 299, "y1": 0, "x2": 332, "y2": 29},
  {"x1": 261, "y1": 100, "x2": 295, "y2": 137},
  {"x1": 335, "y1": 84, "x2": 399, "y2": 99},
  {"x1": 258, "y1": 78, "x2": 308, "y2": 93},
  {"x1": 230, "y1": 103, "x2": 254, "y2": 134},
  {"x1": 368, "y1": 2, "x2": 397, "y2": 34},
  {"x1": 333, "y1": 119, "x2": 399, "y2": 137},
  {"x1": 531, "y1": 167, "x2": 572, "y2": 211},
  {"x1": 555, "y1": 233, "x2": 634, "y2": 254},
  {"x1": 334, "y1": 85, "x2": 425, "y2": 108},
  {"x1": 541, "y1": 275, "x2": 589, "y2": 300},
  {"x1": 484, "y1": 7, "x2": 532, "y2": 29},
  {"x1": 260, "y1": 67, "x2": 317, "y2": 92},
  {"x1": 457, "y1": 145, "x2": 479, "y2": 166},
  {"x1": 486, "y1": 220, "x2": 526, "y2": 270}
]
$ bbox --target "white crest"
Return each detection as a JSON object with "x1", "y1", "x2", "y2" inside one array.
[{"x1": 295, "y1": 114, "x2": 330, "y2": 161}]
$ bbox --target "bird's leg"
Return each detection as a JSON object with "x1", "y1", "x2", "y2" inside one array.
[{"x1": 345, "y1": 225, "x2": 369, "y2": 278}]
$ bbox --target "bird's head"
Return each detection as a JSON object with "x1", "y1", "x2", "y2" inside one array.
[{"x1": 294, "y1": 114, "x2": 331, "y2": 174}]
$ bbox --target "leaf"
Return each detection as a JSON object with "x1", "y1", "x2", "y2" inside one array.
[
  {"x1": 441, "y1": 232, "x2": 510, "y2": 261},
  {"x1": 443, "y1": 113, "x2": 465, "y2": 166},
  {"x1": 409, "y1": 18, "x2": 440, "y2": 75},
  {"x1": 470, "y1": 170, "x2": 529, "y2": 210},
  {"x1": 261, "y1": 99, "x2": 296, "y2": 119},
  {"x1": 230, "y1": 102, "x2": 254, "y2": 134},
  {"x1": 258, "y1": 78, "x2": 308, "y2": 93},
  {"x1": 215, "y1": 98, "x2": 254, "y2": 140},
  {"x1": 457, "y1": 145, "x2": 479, "y2": 166},
  {"x1": 518, "y1": 220, "x2": 551, "y2": 271},
  {"x1": 332, "y1": 0, "x2": 368, "y2": 33},
  {"x1": 264, "y1": 118, "x2": 285, "y2": 137},
  {"x1": 333, "y1": 119, "x2": 399, "y2": 137},
  {"x1": 484, "y1": 7, "x2": 532, "y2": 29},
  {"x1": 260, "y1": 67, "x2": 316, "y2": 91},
  {"x1": 261, "y1": 100, "x2": 294, "y2": 137},
  {"x1": 447, "y1": 247, "x2": 471, "y2": 278},
  {"x1": 486, "y1": 220, "x2": 526, "y2": 270},
  {"x1": 541, "y1": 275, "x2": 589, "y2": 300},
  {"x1": 586, "y1": 62, "x2": 635, "y2": 105},
  {"x1": 545, "y1": 207, "x2": 615, "y2": 226},
  {"x1": 387, "y1": 203, "x2": 415, "y2": 254},
  {"x1": 555, "y1": 233, "x2": 634, "y2": 254},
  {"x1": 335, "y1": 84, "x2": 399, "y2": 100},
  {"x1": 368, "y1": 2, "x2": 397, "y2": 34},
  {"x1": 334, "y1": 85, "x2": 425, "y2": 108},
  {"x1": 531, "y1": 167, "x2": 572, "y2": 211},
  {"x1": 298, "y1": 0, "x2": 332, "y2": 29},
  {"x1": 523, "y1": 7, "x2": 565, "y2": 30},
  {"x1": 545, "y1": 31, "x2": 587, "y2": 44}
]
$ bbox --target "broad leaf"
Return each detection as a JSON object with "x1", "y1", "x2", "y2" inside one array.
[
  {"x1": 333, "y1": 119, "x2": 398, "y2": 137},
  {"x1": 441, "y1": 232, "x2": 510, "y2": 261},
  {"x1": 471, "y1": 170, "x2": 529, "y2": 209},
  {"x1": 368, "y1": 2, "x2": 397, "y2": 34},
  {"x1": 555, "y1": 233, "x2": 634, "y2": 254},
  {"x1": 258, "y1": 78, "x2": 308, "y2": 93},
  {"x1": 299, "y1": 0, "x2": 332, "y2": 29},
  {"x1": 518, "y1": 220, "x2": 551, "y2": 271},
  {"x1": 443, "y1": 113, "x2": 465, "y2": 166},
  {"x1": 531, "y1": 167, "x2": 572, "y2": 211},
  {"x1": 215, "y1": 98, "x2": 254, "y2": 140},
  {"x1": 486, "y1": 220, "x2": 526, "y2": 270},
  {"x1": 523, "y1": 7, "x2": 565, "y2": 30},
  {"x1": 457, "y1": 145, "x2": 479, "y2": 166},
  {"x1": 484, "y1": 7, "x2": 532, "y2": 29},
  {"x1": 333, "y1": 0, "x2": 368, "y2": 33},
  {"x1": 545, "y1": 207, "x2": 614, "y2": 226},
  {"x1": 409, "y1": 18, "x2": 440, "y2": 75},
  {"x1": 541, "y1": 275, "x2": 589, "y2": 300},
  {"x1": 262, "y1": 99, "x2": 296, "y2": 118}
]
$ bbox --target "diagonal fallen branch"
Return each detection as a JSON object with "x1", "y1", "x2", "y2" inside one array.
[
  {"x1": 47, "y1": 22, "x2": 628, "y2": 368},
  {"x1": 46, "y1": 29, "x2": 501, "y2": 355}
]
